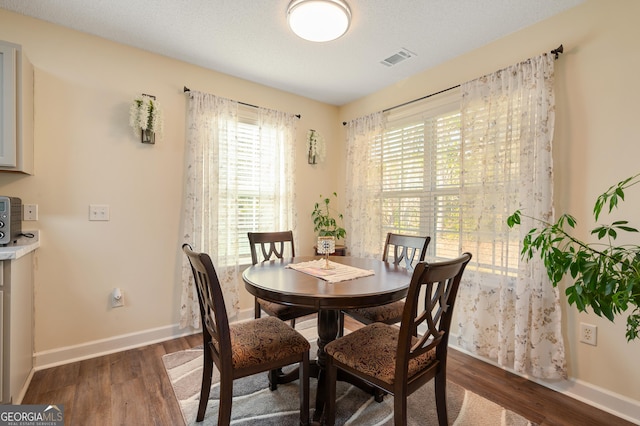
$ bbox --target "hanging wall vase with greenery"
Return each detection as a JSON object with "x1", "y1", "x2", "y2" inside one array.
[
  {"x1": 306, "y1": 129, "x2": 325, "y2": 164},
  {"x1": 507, "y1": 172, "x2": 640, "y2": 341},
  {"x1": 129, "y1": 94, "x2": 163, "y2": 144}
]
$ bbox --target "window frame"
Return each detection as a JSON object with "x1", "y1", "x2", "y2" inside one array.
[
  {"x1": 378, "y1": 89, "x2": 519, "y2": 277},
  {"x1": 218, "y1": 106, "x2": 291, "y2": 265}
]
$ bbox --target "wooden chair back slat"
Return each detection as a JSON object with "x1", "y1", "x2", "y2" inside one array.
[
  {"x1": 397, "y1": 253, "x2": 472, "y2": 377},
  {"x1": 182, "y1": 244, "x2": 232, "y2": 363},
  {"x1": 383, "y1": 233, "x2": 431, "y2": 271},
  {"x1": 248, "y1": 231, "x2": 295, "y2": 265}
]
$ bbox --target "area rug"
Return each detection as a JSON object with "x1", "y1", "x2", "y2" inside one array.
[{"x1": 163, "y1": 320, "x2": 534, "y2": 425}]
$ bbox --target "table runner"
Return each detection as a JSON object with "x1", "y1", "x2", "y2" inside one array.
[{"x1": 286, "y1": 259, "x2": 374, "y2": 283}]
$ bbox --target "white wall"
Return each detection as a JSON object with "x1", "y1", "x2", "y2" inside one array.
[{"x1": 340, "y1": 0, "x2": 640, "y2": 420}]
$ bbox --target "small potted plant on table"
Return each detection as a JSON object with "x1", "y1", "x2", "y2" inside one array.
[{"x1": 312, "y1": 193, "x2": 347, "y2": 267}]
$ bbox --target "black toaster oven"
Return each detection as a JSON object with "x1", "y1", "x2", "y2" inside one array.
[{"x1": 0, "y1": 196, "x2": 22, "y2": 245}]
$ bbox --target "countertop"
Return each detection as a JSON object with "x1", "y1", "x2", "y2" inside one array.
[{"x1": 0, "y1": 230, "x2": 40, "y2": 260}]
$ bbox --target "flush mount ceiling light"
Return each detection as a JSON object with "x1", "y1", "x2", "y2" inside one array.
[{"x1": 287, "y1": 0, "x2": 351, "y2": 42}]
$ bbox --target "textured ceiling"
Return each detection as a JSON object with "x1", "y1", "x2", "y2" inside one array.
[{"x1": 0, "y1": 0, "x2": 584, "y2": 105}]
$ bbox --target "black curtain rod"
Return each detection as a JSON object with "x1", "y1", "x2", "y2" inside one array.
[
  {"x1": 342, "y1": 44, "x2": 564, "y2": 125},
  {"x1": 183, "y1": 86, "x2": 301, "y2": 119}
]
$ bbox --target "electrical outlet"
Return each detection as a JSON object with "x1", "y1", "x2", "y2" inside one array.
[
  {"x1": 580, "y1": 323, "x2": 597, "y2": 346},
  {"x1": 23, "y1": 204, "x2": 38, "y2": 221},
  {"x1": 89, "y1": 204, "x2": 110, "y2": 221}
]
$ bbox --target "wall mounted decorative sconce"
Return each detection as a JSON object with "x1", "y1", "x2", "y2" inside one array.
[
  {"x1": 129, "y1": 93, "x2": 163, "y2": 144},
  {"x1": 307, "y1": 129, "x2": 325, "y2": 164}
]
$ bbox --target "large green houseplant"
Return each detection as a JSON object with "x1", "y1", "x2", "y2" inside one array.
[
  {"x1": 312, "y1": 192, "x2": 346, "y2": 240},
  {"x1": 507, "y1": 173, "x2": 640, "y2": 341}
]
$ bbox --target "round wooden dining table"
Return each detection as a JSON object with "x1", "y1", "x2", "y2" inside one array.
[{"x1": 242, "y1": 255, "x2": 413, "y2": 422}]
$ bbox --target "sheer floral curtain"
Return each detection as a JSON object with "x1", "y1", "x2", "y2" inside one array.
[
  {"x1": 344, "y1": 112, "x2": 386, "y2": 258},
  {"x1": 179, "y1": 90, "x2": 297, "y2": 329},
  {"x1": 454, "y1": 54, "x2": 567, "y2": 379},
  {"x1": 257, "y1": 108, "x2": 298, "y2": 236}
]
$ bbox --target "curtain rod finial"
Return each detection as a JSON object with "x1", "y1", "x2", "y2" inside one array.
[{"x1": 551, "y1": 44, "x2": 563, "y2": 59}]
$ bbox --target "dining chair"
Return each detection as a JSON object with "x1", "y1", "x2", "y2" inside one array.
[
  {"x1": 182, "y1": 244, "x2": 310, "y2": 425},
  {"x1": 338, "y1": 233, "x2": 431, "y2": 335},
  {"x1": 324, "y1": 252, "x2": 472, "y2": 426},
  {"x1": 248, "y1": 231, "x2": 317, "y2": 328}
]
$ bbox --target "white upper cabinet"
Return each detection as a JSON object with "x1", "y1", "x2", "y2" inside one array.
[{"x1": 0, "y1": 41, "x2": 34, "y2": 175}]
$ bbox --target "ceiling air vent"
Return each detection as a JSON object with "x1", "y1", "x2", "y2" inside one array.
[{"x1": 380, "y1": 48, "x2": 416, "y2": 67}]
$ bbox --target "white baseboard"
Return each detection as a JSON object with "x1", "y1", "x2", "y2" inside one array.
[
  {"x1": 33, "y1": 308, "x2": 256, "y2": 371},
  {"x1": 34, "y1": 323, "x2": 198, "y2": 370},
  {"x1": 546, "y1": 377, "x2": 640, "y2": 425},
  {"x1": 13, "y1": 368, "x2": 35, "y2": 404},
  {"x1": 450, "y1": 343, "x2": 640, "y2": 425}
]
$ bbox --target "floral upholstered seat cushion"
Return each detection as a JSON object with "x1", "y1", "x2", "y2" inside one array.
[
  {"x1": 325, "y1": 322, "x2": 436, "y2": 385},
  {"x1": 347, "y1": 300, "x2": 405, "y2": 323},
  {"x1": 228, "y1": 316, "x2": 310, "y2": 369},
  {"x1": 257, "y1": 298, "x2": 314, "y2": 318}
]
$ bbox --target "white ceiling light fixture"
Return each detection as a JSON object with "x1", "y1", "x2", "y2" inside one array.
[{"x1": 287, "y1": 0, "x2": 352, "y2": 42}]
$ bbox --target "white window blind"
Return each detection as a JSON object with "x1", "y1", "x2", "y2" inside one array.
[
  {"x1": 379, "y1": 91, "x2": 463, "y2": 260},
  {"x1": 218, "y1": 108, "x2": 284, "y2": 264},
  {"x1": 377, "y1": 90, "x2": 520, "y2": 276},
  {"x1": 459, "y1": 94, "x2": 522, "y2": 277}
]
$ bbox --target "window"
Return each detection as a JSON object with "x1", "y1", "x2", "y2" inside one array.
[
  {"x1": 217, "y1": 106, "x2": 295, "y2": 265},
  {"x1": 182, "y1": 91, "x2": 297, "y2": 325},
  {"x1": 378, "y1": 92, "x2": 461, "y2": 258},
  {"x1": 347, "y1": 57, "x2": 564, "y2": 378},
  {"x1": 377, "y1": 90, "x2": 519, "y2": 276}
]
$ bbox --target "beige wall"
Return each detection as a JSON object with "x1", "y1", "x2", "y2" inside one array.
[
  {"x1": 0, "y1": 10, "x2": 341, "y2": 351},
  {"x1": 1, "y1": 0, "x2": 638, "y2": 419},
  {"x1": 339, "y1": 0, "x2": 640, "y2": 412}
]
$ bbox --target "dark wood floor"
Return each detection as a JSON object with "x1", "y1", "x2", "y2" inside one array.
[{"x1": 23, "y1": 317, "x2": 633, "y2": 426}]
